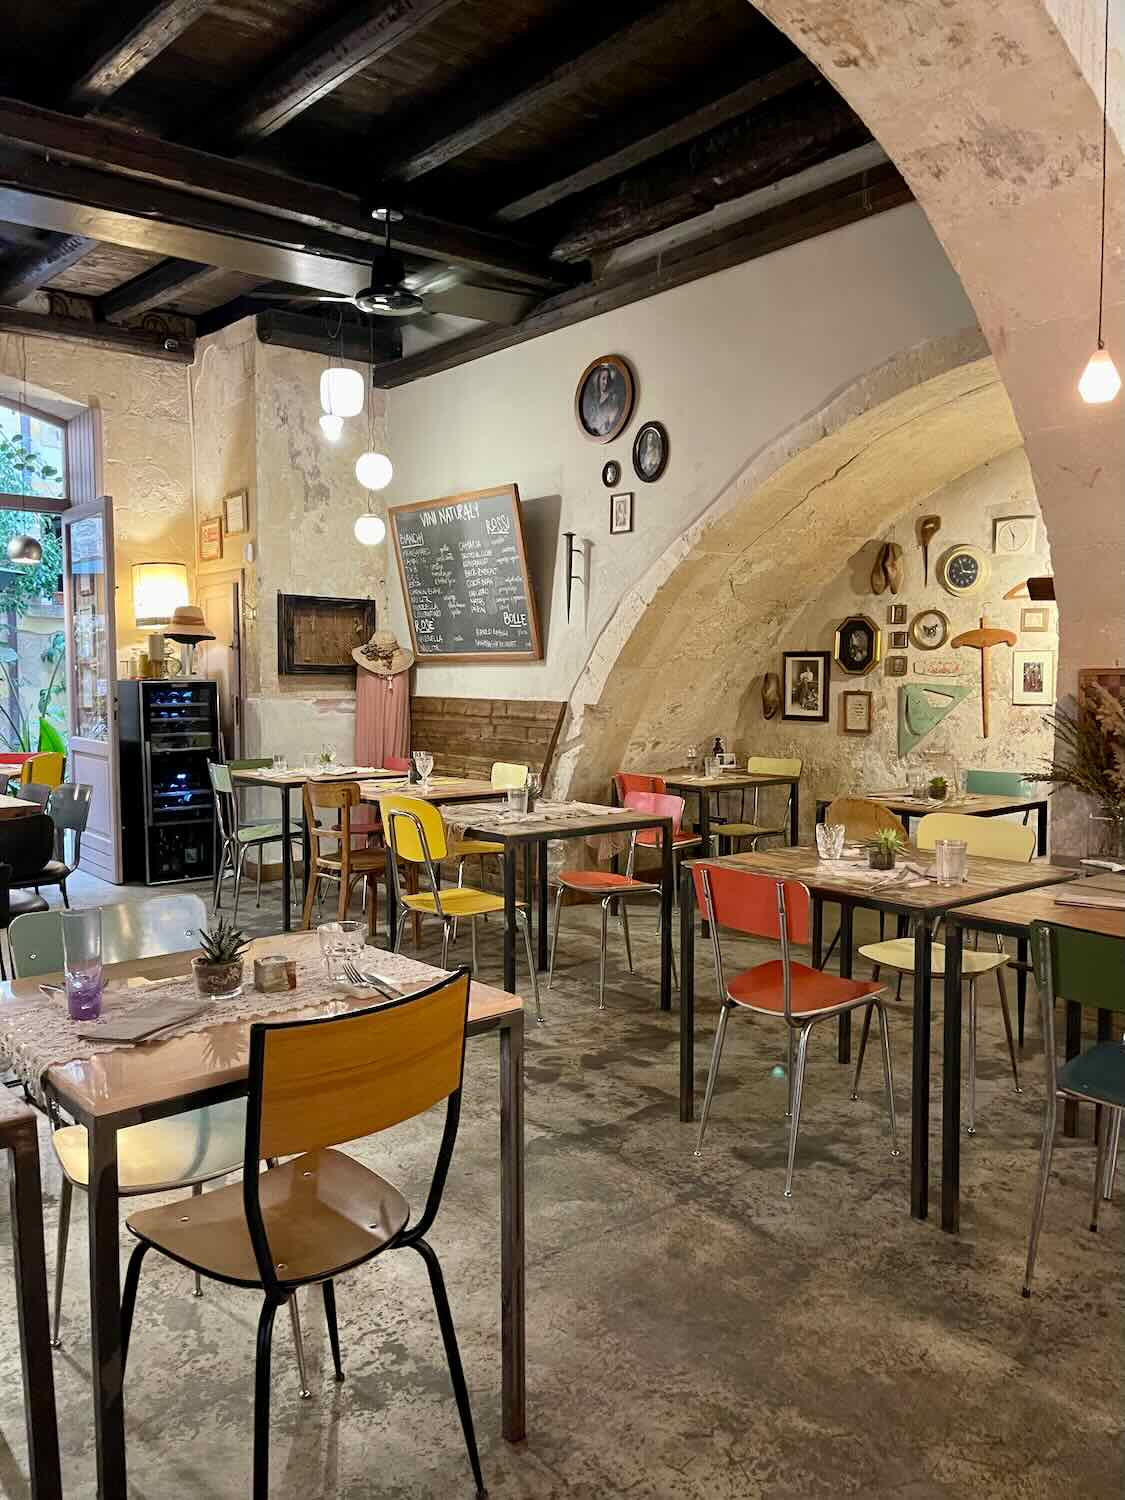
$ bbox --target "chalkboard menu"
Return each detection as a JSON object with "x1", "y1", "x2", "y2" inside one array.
[{"x1": 389, "y1": 485, "x2": 543, "y2": 662}]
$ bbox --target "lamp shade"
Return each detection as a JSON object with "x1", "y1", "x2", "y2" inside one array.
[
  {"x1": 6, "y1": 534, "x2": 42, "y2": 565},
  {"x1": 319, "y1": 412, "x2": 344, "y2": 442},
  {"x1": 132, "y1": 562, "x2": 189, "y2": 626},
  {"x1": 1078, "y1": 347, "x2": 1122, "y2": 404},
  {"x1": 355, "y1": 451, "x2": 393, "y2": 490},
  {"x1": 354, "y1": 512, "x2": 387, "y2": 545},
  {"x1": 319, "y1": 366, "x2": 364, "y2": 418}
]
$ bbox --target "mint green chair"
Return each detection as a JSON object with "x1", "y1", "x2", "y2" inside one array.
[
  {"x1": 210, "y1": 760, "x2": 301, "y2": 922},
  {"x1": 1023, "y1": 921, "x2": 1125, "y2": 1296}
]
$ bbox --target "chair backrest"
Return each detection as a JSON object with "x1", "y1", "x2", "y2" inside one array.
[
  {"x1": 9, "y1": 893, "x2": 208, "y2": 977},
  {"x1": 380, "y1": 792, "x2": 449, "y2": 863},
  {"x1": 747, "y1": 756, "x2": 802, "y2": 778},
  {"x1": 693, "y1": 865, "x2": 812, "y2": 1019},
  {"x1": 915, "y1": 812, "x2": 1035, "y2": 861},
  {"x1": 207, "y1": 761, "x2": 237, "y2": 841},
  {"x1": 46, "y1": 783, "x2": 92, "y2": 833},
  {"x1": 1030, "y1": 921, "x2": 1125, "y2": 1098},
  {"x1": 304, "y1": 780, "x2": 362, "y2": 863},
  {"x1": 0, "y1": 813, "x2": 55, "y2": 884},
  {"x1": 21, "y1": 753, "x2": 64, "y2": 789},
  {"x1": 384, "y1": 756, "x2": 410, "y2": 772},
  {"x1": 964, "y1": 768, "x2": 1033, "y2": 798},
  {"x1": 18, "y1": 783, "x2": 52, "y2": 810},
  {"x1": 491, "y1": 761, "x2": 528, "y2": 789},
  {"x1": 614, "y1": 772, "x2": 666, "y2": 802},
  {"x1": 824, "y1": 797, "x2": 908, "y2": 843},
  {"x1": 227, "y1": 757, "x2": 271, "y2": 771},
  {"x1": 243, "y1": 969, "x2": 471, "y2": 1289},
  {"x1": 208, "y1": 760, "x2": 235, "y2": 795},
  {"x1": 623, "y1": 789, "x2": 687, "y2": 837}
]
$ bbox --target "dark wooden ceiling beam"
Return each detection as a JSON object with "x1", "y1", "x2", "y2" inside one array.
[
  {"x1": 98, "y1": 256, "x2": 213, "y2": 320},
  {"x1": 0, "y1": 302, "x2": 193, "y2": 361},
  {"x1": 551, "y1": 84, "x2": 869, "y2": 262},
  {"x1": 255, "y1": 307, "x2": 403, "y2": 362},
  {"x1": 0, "y1": 232, "x2": 96, "y2": 302},
  {"x1": 494, "y1": 58, "x2": 818, "y2": 224},
  {"x1": 373, "y1": 164, "x2": 911, "y2": 387},
  {"x1": 379, "y1": 0, "x2": 705, "y2": 184},
  {"x1": 0, "y1": 99, "x2": 568, "y2": 288},
  {"x1": 64, "y1": 0, "x2": 215, "y2": 112}
]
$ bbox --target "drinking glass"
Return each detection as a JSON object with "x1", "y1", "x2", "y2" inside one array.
[
  {"x1": 908, "y1": 768, "x2": 928, "y2": 799},
  {"x1": 815, "y1": 822, "x2": 846, "y2": 860},
  {"x1": 934, "y1": 838, "x2": 968, "y2": 886},
  {"x1": 413, "y1": 750, "x2": 434, "y2": 788},
  {"x1": 271, "y1": 753, "x2": 288, "y2": 773},
  {"x1": 318, "y1": 920, "x2": 365, "y2": 980},
  {"x1": 685, "y1": 745, "x2": 698, "y2": 773},
  {"x1": 704, "y1": 755, "x2": 719, "y2": 779},
  {"x1": 507, "y1": 785, "x2": 529, "y2": 814},
  {"x1": 62, "y1": 909, "x2": 104, "y2": 1021},
  {"x1": 526, "y1": 772, "x2": 541, "y2": 811}
]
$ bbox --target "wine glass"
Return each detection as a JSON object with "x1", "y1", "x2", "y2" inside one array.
[
  {"x1": 685, "y1": 744, "x2": 698, "y2": 774},
  {"x1": 414, "y1": 749, "x2": 434, "y2": 788}
]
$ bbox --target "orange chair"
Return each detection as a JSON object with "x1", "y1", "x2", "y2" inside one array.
[
  {"x1": 693, "y1": 864, "x2": 900, "y2": 1198},
  {"x1": 613, "y1": 772, "x2": 666, "y2": 803},
  {"x1": 384, "y1": 756, "x2": 410, "y2": 772}
]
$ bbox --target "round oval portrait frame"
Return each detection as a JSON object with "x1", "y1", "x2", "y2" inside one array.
[
  {"x1": 632, "y1": 420, "x2": 669, "y2": 483},
  {"x1": 909, "y1": 608, "x2": 950, "y2": 651},
  {"x1": 575, "y1": 354, "x2": 635, "y2": 444},
  {"x1": 601, "y1": 460, "x2": 621, "y2": 487}
]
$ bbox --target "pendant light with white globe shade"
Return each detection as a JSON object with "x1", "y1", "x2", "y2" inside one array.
[
  {"x1": 319, "y1": 412, "x2": 344, "y2": 441},
  {"x1": 353, "y1": 316, "x2": 394, "y2": 538},
  {"x1": 355, "y1": 449, "x2": 393, "y2": 489},
  {"x1": 319, "y1": 365, "x2": 364, "y2": 419},
  {"x1": 354, "y1": 511, "x2": 387, "y2": 545},
  {"x1": 1078, "y1": 0, "x2": 1121, "y2": 404}
]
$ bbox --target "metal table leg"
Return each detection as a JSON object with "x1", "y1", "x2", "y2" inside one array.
[
  {"x1": 1036, "y1": 800, "x2": 1048, "y2": 856},
  {"x1": 1016, "y1": 934, "x2": 1028, "y2": 1047},
  {"x1": 911, "y1": 917, "x2": 934, "y2": 1220},
  {"x1": 502, "y1": 847, "x2": 517, "y2": 994},
  {"x1": 536, "y1": 839, "x2": 549, "y2": 971},
  {"x1": 280, "y1": 784, "x2": 293, "y2": 932},
  {"x1": 679, "y1": 864, "x2": 696, "y2": 1121},
  {"x1": 942, "y1": 918, "x2": 964, "y2": 1233},
  {"x1": 1064, "y1": 1001, "x2": 1082, "y2": 1136},
  {"x1": 659, "y1": 818, "x2": 673, "y2": 1012},
  {"x1": 837, "y1": 901, "x2": 853, "y2": 1063},
  {"x1": 789, "y1": 777, "x2": 799, "y2": 845},
  {"x1": 88, "y1": 1117, "x2": 126, "y2": 1496},
  {"x1": 499, "y1": 1013, "x2": 526, "y2": 1443},
  {"x1": 697, "y1": 792, "x2": 712, "y2": 937}
]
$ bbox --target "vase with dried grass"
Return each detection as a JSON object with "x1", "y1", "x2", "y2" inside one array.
[{"x1": 1030, "y1": 684, "x2": 1125, "y2": 860}]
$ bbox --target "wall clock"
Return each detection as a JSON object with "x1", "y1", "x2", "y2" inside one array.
[{"x1": 936, "y1": 543, "x2": 991, "y2": 597}]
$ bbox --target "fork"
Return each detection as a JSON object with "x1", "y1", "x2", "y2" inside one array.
[{"x1": 341, "y1": 961, "x2": 400, "y2": 999}]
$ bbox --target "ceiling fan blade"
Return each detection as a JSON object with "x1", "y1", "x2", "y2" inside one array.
[{"x1": 245, "y1": 292, "x2": 355, "y2": 303}]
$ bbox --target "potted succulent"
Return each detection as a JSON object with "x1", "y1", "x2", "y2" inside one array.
[
  {"x1": 928, "y1": 775, "x2": 948, "y2": 802},
  {"x1": 192, "y1": 916, "x2": 248, "y2": 1000},
  {"x1": 868, "y1": 828, "x2": 903, "y2": 871}
]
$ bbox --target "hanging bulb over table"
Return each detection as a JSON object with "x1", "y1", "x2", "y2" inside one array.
[
  {"x1": 355, "y1": 451, "x2": 393, "y2": 490},
  {"x1": 319, "y1": 366, "x2": 363, "y2": 419},
  {"x1": 1078, "y1": 0, "x2": 1120, "y2": 405},
  {"x1": 354, "y1": 511, "x2": 386, "y2": 545},
  {"x1": 319, "y1": 412, "x2": 344, "y2": 441},
  {"x1": 1079, "y1": 346, "x2": 1122, "y2": 404}
]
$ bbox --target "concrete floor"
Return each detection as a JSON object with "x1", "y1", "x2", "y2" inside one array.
[{"x1": 0, "y1": 871, "x2": 1120, "y2": 1498}]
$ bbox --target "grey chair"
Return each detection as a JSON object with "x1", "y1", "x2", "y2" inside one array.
[
  {"x1": 209, "y1": 761, "x2": 302, "y2": 923},
  {"x1": 13, "y1": 784, "x2": 92, "y2": 908},
  {"x1": 17, "y1": 782, "x2": 52, "y2": 811}
]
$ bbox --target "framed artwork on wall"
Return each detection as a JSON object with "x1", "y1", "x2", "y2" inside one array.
[
  {"x1": 1020, "y1": 606, "x2": 1050, "y2": 632},
  {"x1": 909, "y1": 608, "x2": 949, "y2": 651},
  {"x1": 782, "y1": 651, "x2": 830, "y2": 722},
  {"x1": 889, "y1": 630, "x2": 908, "y2": 649},
  {"x1": 632, "y1": 421, "x2": 669, "y2": 482},
  {"x1": 833, "y1": 614, "x2": 881, "y2": 675},
  {"x1": 609, "y1": 492, "x2": 634, "y2": 535},
  {"x1": 223, "y1": 489, "x2": 249, "y2": 536},
  {"x1": 1013, "y1": 649, "x2": 1055, "y2": 706},
  {"x1": 887, "y1": 604, "x2": 907, "y2": 624},
  {"x1": 575, "y1": 354, "x2": 635, "y2": 443},
  {"x1": 885, "y1": 655, "x2": 908, "y2": 677},
  {"x1": 840, "y1": 690, "x2": 873, "y2": 734},
  {"x1": 601, "y1": 460, "x2": 621, "y2": 487},
  {"x1": 199, "y1": 515, "x2": 222, "y2": 562}
]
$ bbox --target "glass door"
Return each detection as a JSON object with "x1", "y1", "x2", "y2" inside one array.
[{"x1": 62, "y1": 497, "x2": 122, "y2": 882}]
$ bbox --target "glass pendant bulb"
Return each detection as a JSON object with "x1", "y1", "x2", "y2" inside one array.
[
  {"x1": 354, "y1": 512, "x2": 386, "y2": 545},
  {"x1": 6, "y1": 534, "x2": 42, "y2": 565},
  {"x1": 1078, "y1": 346, "x2": 1121, "y2": 404},
  {"x1": 355, "y1": 451, "x2": 393, "y2": 490},
  {"x1": 319, "y1": 412, "x2": 344, "y2": 441},
  {"x1": 319, "y1": 367, "x2": 364, "y2": 419}
]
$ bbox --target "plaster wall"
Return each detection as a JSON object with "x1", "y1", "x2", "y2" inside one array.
[{"x1": 749, "y1": 447, "x2": 1056, "y2": 837}]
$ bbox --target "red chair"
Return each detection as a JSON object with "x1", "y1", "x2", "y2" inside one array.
[
  {"x1": 693, "y1": 864, "x2": 900, "y2": 1198},
  {"x1": 384, "y1": 756, "x2": 411, "y2": 772},
  {"x1": 612, "y1": 772, "x2": 666, "y2": 803}
]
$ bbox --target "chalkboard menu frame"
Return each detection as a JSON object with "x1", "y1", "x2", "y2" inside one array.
[{"x1": 389, "y1": 484, "x2": 543, "y2": 664}]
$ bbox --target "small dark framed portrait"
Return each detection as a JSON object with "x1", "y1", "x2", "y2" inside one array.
[
  {"x1": 888, "y1": 604, "x2": 907, "y2": 624},
  {"x1": 782, "y1": 651, "x2": 831, "y2": 722},
  {"x1": 885, "y1": 655, "x2": 908, "y2": 677},
  {"x1": 575, "y1": 354, "x2": 635, "y2": 443},
  {"x1": 601, "y1": 460, "x2": 621, "y2": 487},
  {"x1": 609, "y1": 491, "x2": 634, "y2": 535},
  {"x1": 833, "y1": 613, "x2": 881, "y2": 676},
  {"x1": 632, "y1": 421, "x2": 668, "y2": 482},
  {"x1": 889, "y1": 630, "x2": 908, "y2": 650}
]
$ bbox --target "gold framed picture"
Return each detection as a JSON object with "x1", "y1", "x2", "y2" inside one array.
[
  {"x1": 833, "y1": 614, "x2": 881, "y2": 676},
  {"x1": 840, "y1": 690, "x2": 873, "y2": 734},
  {"x1": 223, "y1": 489, "x2": 249, "y2": 536},
  {"x1": 199, "y1": 515, "x2": 222, "y2": 562}
]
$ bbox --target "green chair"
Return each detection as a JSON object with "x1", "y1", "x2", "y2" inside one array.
[
  {"x1": 1023, "y1": 921, "x2": 1125, "y2": 1297},
  {"x1": 210, "y1": 760, "x2": 302, "y2": 922},
  {"x1": 964, "y1": 769, "x2": 1034, "y2": 824}
]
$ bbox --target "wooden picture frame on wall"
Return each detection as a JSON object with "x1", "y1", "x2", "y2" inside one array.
[
  {"x1": 277, "y1": 593, "x2": 377, "y2": 676},
  {"x1": 223, "y1": 489, "x2": 249, "y2": 536},
  {"x1": 781, "y1": 651, "x2": 831, "y2": 722},
  {"x1": 840, "y1": 690, "x2": 873, "y2": 734},
  {"x1": 199, "y1": 515, "x2": 222, "y2": 562}
]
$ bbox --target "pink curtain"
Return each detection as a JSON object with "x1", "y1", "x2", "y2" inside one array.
[{"x1": 353, "y1": 670, "x2": 410, "y2": 830}]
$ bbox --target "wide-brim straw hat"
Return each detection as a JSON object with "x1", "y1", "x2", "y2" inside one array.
[
  {"x1": 352, "y1": 630, "x2": 414, "y2": 676},
  {"x1": 164, "y1": 604, "x2": 215, "y2": 642}
]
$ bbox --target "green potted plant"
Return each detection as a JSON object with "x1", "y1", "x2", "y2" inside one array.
[
  {"x1": 192, "y1": 916, "x2": 248, "y2": 1000},
  {"x1": 928, "y1": 775, "x2": 948, "y2": 802},
  {"x1": 868, "y1": 827, "x2": 903, "y2": 871}
]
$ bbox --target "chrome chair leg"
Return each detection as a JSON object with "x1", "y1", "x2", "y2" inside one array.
[
  {"x1": 995, "y1": 967, "x2": 1022, "y2": 1093},
  {"x1": 232, "y1": 842, "x2": 249, "y2": 926},
  {"x1": 785, "y1": 1027, "x2": 795, "y2": 1119},
  {"x1": 597, "y1": 898, "x2": 610, "y2": 1010},
  {"x1": 876, "y1": 1003, "x2": 901, "y2": 1157},
  {"x1": 547, "y1": 886, "x2": 564, "y2": 990},
  {"x1": 470, "y1": 914, "x2": 479, "y2": 974},
  {"x1": 50, "y1": 1176, "x2": 72, "y2": 1347},
  {"x1": 1091, "y1": 1106, "x2": 1109, "y2": 1234},
  {"x1": 212, "y1": 839, "x2": 230, "y2": 912},
  {"x1": 850, "y1": 1004, "x2": 874, "y2": 1100},
  {"x1": 191, "y1": 1183, "x2": 204, "y2": 1296},
  {"x1": 783, "y1": 1024, "x2": 813, "y2": 1199},
  {"x1": 440, "y1": 919, "x2": 452, "y2": 969},
  {"x1": 1022, "y1": 1090, "x2": 1059, "y2": 1296},
  {"x1": 966, "y1": 979, "x2": 978, "y2": 1136},
  {"x1": 618, "y1": 899, "x2": 634, "y2": 972},
  {"x1": 694, "y1": 1001, "x2": 732, "y2": 1155},
  {"x1": 1103, "y1": 1108, "x2": 1121, "y2": 1201},
  {"x1": 256, "y1": 849, "x2": 263, "y2": 908},
  {"x1": 288, "y1": 1292, "x2": 312, "y2": 1399},
  {"x1": 393, "y1": 910, "x2": 408, "y2": 953},
  {"x1": 514, "y1": 908, "x2": 543, "y2": 1022}
]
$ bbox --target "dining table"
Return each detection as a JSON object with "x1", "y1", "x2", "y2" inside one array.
[
  {"x1": 940, "y1": 880, "x2": 1125, "y2": 1232},
  {"x1": 0, "y1": 791, "x2": 41, "y2": 819},
  {"x1": 657, "y1": 768, "x2": 801, "y2": 853},
  {"x1": 815, "y1": 789, "x2": 1051, "y2": 855},
  {"x1": 678, "y1": 845, "x2": 1077, "y2": 1226},
  {"x1": 0, "y1": 931, "x2": 527, "y2": 1498}
]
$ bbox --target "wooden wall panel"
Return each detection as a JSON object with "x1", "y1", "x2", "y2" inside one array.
[{"x1": 410, "y1": 696, "x2": 566, "y2": 783}]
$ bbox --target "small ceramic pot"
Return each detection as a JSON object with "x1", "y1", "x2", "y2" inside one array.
[
  {"x1": 868, "y1": 847, "x2": 896, "y2": 871},
  {"x1": 928, "y1": 782, "x2": 948, "y2": 802},
  {"x1": 192, "y1": 956, "x2": 244, "y2": 1000}
]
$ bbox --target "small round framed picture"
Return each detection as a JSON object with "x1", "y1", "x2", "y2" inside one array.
[
  {"x1": 909, "y1": 608, "x2": 950, "y2": 651},
  {"x1": 632, "y1": 421, "x2": 668, "y2": 482},
  {"x1": 575, "y1": 354, "x2": 635, "y2": 443},
  {"x1": 601, "y1": 460, "x2": 621, "y2": 487}
]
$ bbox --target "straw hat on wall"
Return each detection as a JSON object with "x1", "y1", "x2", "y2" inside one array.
[{"x1": 352, "y1": 629, "x2": 414, "y2": 676}]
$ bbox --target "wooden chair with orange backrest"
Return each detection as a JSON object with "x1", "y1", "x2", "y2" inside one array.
[
  {"x1": 301, "y1": 781, "x2": 385, "y2": 933},
  {"x1": 121, "y1": 968, "x2": 486, "y2": 1500}
]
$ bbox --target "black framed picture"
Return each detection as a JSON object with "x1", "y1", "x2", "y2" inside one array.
[
  {"x1": 575, "y1": 354, "x2": 635, "y2": 443},
  {"x1": 833, "y1": 614, "x2": 882, "y2": 676},
  {"x1": 782, "y1": 651, "x2": 831, "y2": 722},
  {"x1": 602, "y1": 460, "x2": 621, "y2": 487},
  {"x1": 609, "y1": 492, "x2": 634, "y2": 535},
  {"x1": 632, "y1": 420, "x2": 668, "y2": 482}
]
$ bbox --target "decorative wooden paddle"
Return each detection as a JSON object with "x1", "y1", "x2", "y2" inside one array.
[
  {"x1": 919, "y1": 515, "x2": 941, "y2": 585},
  {"x1": 950, "y1": 615, "x2": 1017, "y2": 737}
]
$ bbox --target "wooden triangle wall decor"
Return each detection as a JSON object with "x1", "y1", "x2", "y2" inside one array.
[{"x1": 897, "y1": 682, "x2": 975, "y2": 757}]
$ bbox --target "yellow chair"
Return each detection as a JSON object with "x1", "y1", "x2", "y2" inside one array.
[
  {"x1": 856, "y1": 812, "x2": 1036, "y2": 1133},
  {"x1": 381, "y1": 793, "x2": 542, "y2": 1021},
  {"x1": 21, "y1": 753, "x2": 65, "y2": 790},
  {"x1": 447, "y1": 761, "x2": 530, "y2": 889},
  {"x1": 711, "y1": 756, "x2": 802, "y2": 852}
]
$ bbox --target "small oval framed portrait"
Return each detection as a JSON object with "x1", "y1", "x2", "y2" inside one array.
[
  {"x1": 601, "y1": 459, "x2": 621, "y2": 487},
  {"x1": 632, "y1": 420, "x2": 668, "y2": 482},
  {"x1": 575, "y1": 355, "x2": 635, "y2": 443},
  {"x1": 909, "y1": 608, "x2": 950, "y2": 651},
  {"x1": 833, "y1": 613, "x2": 882, "y2": 676}
]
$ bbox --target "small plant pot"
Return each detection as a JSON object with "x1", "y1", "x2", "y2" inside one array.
[
  {"x1": 868, "y1": 847, "x2": 896, "y2": 871},
  {"x1": 192, "y1": 956, "x2": 244, "y2": 1001},
  {"x1": 928, "y1": 783, "x2": 948, "y2": 802}
]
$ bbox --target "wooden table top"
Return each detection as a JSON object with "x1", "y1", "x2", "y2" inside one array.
[
  {"x1": 231, "y1": 765, "x2": 403, "y2": 787},
  {"x1": 0, "y1": 792, "x2": 40, "y2": 819},
  {"x1": 440, "y1": 801, "x2": 673, "y2": 841},
  {"x1": 660, "y1": 770, "x2": 798, "y2": 790},
  {"x1": 689, "y1": 845, "x2": 1076, "y2": 913},
  {"x1": 359, "y1": 777, "x2": 509, "y2": 805},
  {"x1": 817, "y1": 791, "x2": 1046, "y2": 816},
  {"x1": 948, "y1": 885, "x2": 1125, "y2": 939},
  {"x1": 1, "y1": 933, "x2": 521, "y2": 1122}
]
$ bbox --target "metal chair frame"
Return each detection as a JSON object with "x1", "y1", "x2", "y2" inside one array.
[{"x1": 210, "y1": 762, "x2": 301, "y2": 924}]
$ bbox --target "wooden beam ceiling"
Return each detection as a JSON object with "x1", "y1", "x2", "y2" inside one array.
[
  {"x1": 373, "y1": 164, "x2": 911, "y2": 387},
  {"x1": 98, "y1": 256, "x2": 213, "y2": 320},
  {"x1": 254, "y1": 307, "x2": 403, "y2": 362},
  {"x1": 0, "y1": 233, "x2": 96, "y2": 303},
  {"x1": 63, "y1": 0, "x2": 215, "y2": 113},
  {"x1": 0, "y1": 302, "x2": 193, "y2": 361}
]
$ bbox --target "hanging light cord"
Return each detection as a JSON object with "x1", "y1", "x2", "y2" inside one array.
[{"x1": 1097, "y1": 0, "x2": 1111, "y2": 350}]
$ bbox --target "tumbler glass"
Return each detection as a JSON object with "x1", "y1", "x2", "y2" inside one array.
[
  {"x1": 318, "y1": 919, "x2": 364, "y2": 980},
  {"x1": 271, "y1": 753, "x2": 288, "y2": 773},
  {"x1": 62, "y1": 909, "x2": 104, "y2": 1021},
  {"x1": 934, "y1": 838, "x2": 968, "y2": 886},
  {"x1": 507, "y1": 785, "x2": 529, "y2": 814},
  {"x1": 815, "y1": 822, "x2": 846, "y2": 861}
]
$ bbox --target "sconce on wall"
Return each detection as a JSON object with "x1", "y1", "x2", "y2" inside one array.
[{"x1": 132, "y1": 562, "x2": 189, "y2": 626}]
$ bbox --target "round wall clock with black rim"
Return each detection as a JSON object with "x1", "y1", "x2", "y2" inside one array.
[
  {"x1": 601, "y1": 460, "x2": 621, "y2": 487},
  {"x1": 936, "y1": 543, "x2": 991, "y2": 597},
  {"x1": 633, "y1": 420, "x2": 668, "y2": 482},
  {"x1": 574, "y1": 354, "x2": 635, "y2": 443}
]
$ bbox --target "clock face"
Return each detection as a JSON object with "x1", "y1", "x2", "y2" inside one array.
[{"x1": 938, "y1": 544, "x2": 990, "y2": 596}]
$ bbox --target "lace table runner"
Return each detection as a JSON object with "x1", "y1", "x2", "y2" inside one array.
[
  {"x1": 798, "y1": 857, "x2": 936, "y2": 890},
  {"x1": 1, "y1": 938, "x2": 448, "y2": 1104},
  {"x1": 444, "y1": 800, "x2": 632, "y2": 860}
]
